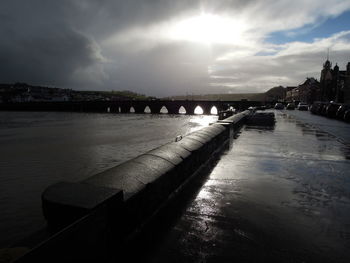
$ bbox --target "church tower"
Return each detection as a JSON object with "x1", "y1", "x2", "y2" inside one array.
[
  {"x1": 320, "y1": 59, "x2": 333, "y2": 101},
  {"x1": 344, "y1": 62, "x2": 350, "y2": 104}
]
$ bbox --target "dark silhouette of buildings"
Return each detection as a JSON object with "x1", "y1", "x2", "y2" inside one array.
[
  {"x1": 320, "y1": 59, "x2": 350, "y2": 103},
  {"x1": 284, "y1": 59, "x2": 350, "y2": 104},
  {"x1": 346, "y1": 62, "x2": 350, "y2": 104},
  {"x1": 285, "y1": 78, "x2": 320, "y2": 104},
  {"x1": 0, "y1": 83, "x2": 71, "y2": 103}
]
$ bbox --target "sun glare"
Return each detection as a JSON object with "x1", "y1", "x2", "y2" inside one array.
[{"x1": 171, "y1": 13, "x2": 246, "y2": 44}]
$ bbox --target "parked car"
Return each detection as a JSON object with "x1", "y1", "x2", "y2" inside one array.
[
  {"x1": 297, "y1": 103, "x2": 308, "y2": 111},
  {"x1": 320, "y1": 103, "x2": 328, "y2": 115},
  {"x1": 310, "y1": 101, "x2": 321, "y2": 114},
  {"x1": 274, "y1": 103, "x2": 284, "y2": 109},
  {"x1": 344, "y1": 110, "x2": 350, "y2": 122},
  {"x1": 336, "y1": 104, "x2": 350, "y2": 120},
  {"x1": 326, "y1": 103, "x2": 341, "y2": 118},
  {"x1": 286, "y1": 103, "x2": 295, "y2": 110}
]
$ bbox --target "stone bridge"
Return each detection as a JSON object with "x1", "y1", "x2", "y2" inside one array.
[
  {"x1": 112, "y1": 100, "x2": 240, "y2": 114},
  {"x1": 0, "y1": 100, "x2": 263, "y2": 115}
]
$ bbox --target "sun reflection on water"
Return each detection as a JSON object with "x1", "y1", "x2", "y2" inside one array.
[{"x1": 190, "y1": 115, "x2": 218, "y2": 133}]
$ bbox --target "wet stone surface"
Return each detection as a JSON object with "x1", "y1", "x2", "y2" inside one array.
[{"x1": 142, "y1": 110, "x2": 350, "y2": 262}]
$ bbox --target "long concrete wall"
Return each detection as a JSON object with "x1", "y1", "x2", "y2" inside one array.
[{"x1": 13, "y1": 110, "x2": 252, "y2": 263}]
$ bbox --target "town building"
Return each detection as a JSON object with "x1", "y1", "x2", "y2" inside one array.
[
  {"x1": 284, "y1": 59, "x2": 350, "y2": 104},
  {"x1": 320, "y1": 60, "x2": 350, "y2": 103},
  {"x1": 285, "y1": 86, "x2": 297, "y2": 102},
  {"x1": 344, "y1": 62, "x2": 350, "y2": 104},
  {"x1": 285, "y1": 78, "x2": 320, "y2": 104}
]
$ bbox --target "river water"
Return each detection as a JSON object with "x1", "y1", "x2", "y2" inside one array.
[{"x1": 0, "y1": 111, "x2": 217, "y2": 247}]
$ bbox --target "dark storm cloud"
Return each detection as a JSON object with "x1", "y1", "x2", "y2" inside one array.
[
  {"x1": 104, "y1": 41, "x2": 212, "y2": 96},
  {"x1": 0, "y1": 0, "x2": 204, "y2": 89},
  {"x1": 59, "y1": 0, "x2": 200, "y2": 39},
  {"x1": 0, "y1": 0, "x2": 104, "y2": 87},
  {"x1": 0, "y1": 26, "x2": 101, "y2": 85}
]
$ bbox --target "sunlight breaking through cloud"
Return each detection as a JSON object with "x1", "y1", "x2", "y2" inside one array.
[
  {"x1": 1, "y1": 0, "x2": 350, "y2": 95},
  {"x1": 170, "y1": 13, "x2": 248, "y2": 44}
]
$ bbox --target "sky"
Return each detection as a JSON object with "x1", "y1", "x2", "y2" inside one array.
[{"x1": 1, "y1": 0, "x2": 350, "y2": 96}]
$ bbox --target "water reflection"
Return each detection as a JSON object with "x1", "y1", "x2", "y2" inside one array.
[{"x1": 189, "y1": 115, "x2": 218, "y2": 133}]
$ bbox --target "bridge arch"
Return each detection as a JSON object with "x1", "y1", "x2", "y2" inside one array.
[
  {"x1": 160, "y1": 106, "x2": 168, "y2": 114},
  {"x1": 130, "y1": 106, "x2": 135, "y2": 113},
  {"x1": 178, "y1": 106, "x2": 186, "y2": 114},
  {"x1": 194, "y1": 105, "x2": 204, "y2": 115},
  {"x1": 210, "y1": 106, "x2": 218, "y2": 115},
  {"x1": 144, "y1": 106, "x2": 151, "y2": 113}
]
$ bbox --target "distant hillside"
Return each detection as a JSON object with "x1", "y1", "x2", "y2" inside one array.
[
  {"x1": 77, "y1": 90, "x2": 152, "y2": 100},
  {"x1": 0, "y1": 83, "x2": 153, "y2": 102},
  {"x1": 264, "y1": 86, "x2": 285, "y2": 101}
]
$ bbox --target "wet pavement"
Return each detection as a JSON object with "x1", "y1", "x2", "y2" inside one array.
[
  {"x1": 284, "y1": 110, "x2": 350, "y2": 144},
  {"x1": 138, "y1": 110, "x2": 350, "y2": 263}
]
